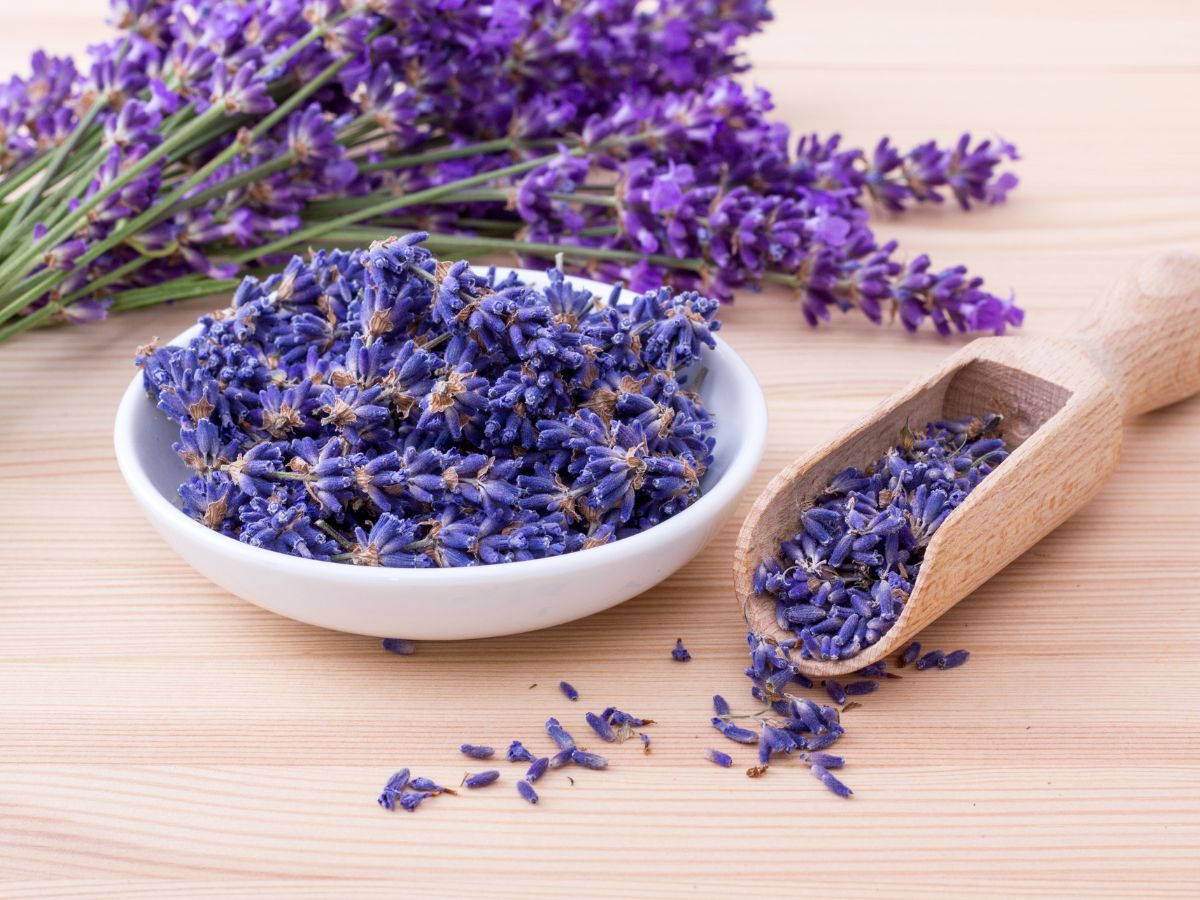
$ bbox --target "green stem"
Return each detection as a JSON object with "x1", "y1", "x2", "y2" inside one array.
[
  {"x1": 0, "y1": 153, "x2": 56, "y2": 203},
  {"x1": 230, "y1": 149, "x2": 582, "y2": 265},
  {"x1": 0, "y1": 103, "x2": 216, "y2": 300},
  {"x1": 0, "y1": 100, "x2": 108, "y2": 246},
  {"x1": 108, "y1": 276, "x2": 240, "y2": 311},
  {"x1": 0, "y1": 301, "x2": 57, "y2": 342}
]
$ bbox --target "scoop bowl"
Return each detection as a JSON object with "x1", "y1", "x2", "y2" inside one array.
[{"x1": 114, "y1": 268, "x2": 768, "y2": 640}]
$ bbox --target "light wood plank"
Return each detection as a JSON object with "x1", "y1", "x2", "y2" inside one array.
[{"x1": 0, "y1": 0, "x2": 1197, "y2": 895}]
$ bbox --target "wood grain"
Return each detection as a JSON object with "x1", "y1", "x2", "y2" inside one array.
[{"x1": 1, "y1": 1, "x2": 1199, "y2": 896}]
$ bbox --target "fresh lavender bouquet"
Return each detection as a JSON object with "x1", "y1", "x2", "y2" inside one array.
[{"x1": 0, "y1": 0, "x2": 1022, "y2": 343}]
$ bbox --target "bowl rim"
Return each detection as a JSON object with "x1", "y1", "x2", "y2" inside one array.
[{"x1": 113, "y1": 267, "x2": 768, "y2": 584}]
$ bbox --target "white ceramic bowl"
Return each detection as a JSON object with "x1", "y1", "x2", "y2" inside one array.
[{"x1": 114, "y1": 268, "x2": 768, "y2": 639}]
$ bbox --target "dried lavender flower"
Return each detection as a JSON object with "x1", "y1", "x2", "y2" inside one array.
[
  {"x1": 672, "y1": 638, "x2": 692, "y2": 661},
  {"x1": 940, "y1": 649, "x2": 971, "y2": 669},
  {"x1": 640, "y1": 733, "x2": 652, "y2": 753},
  {"x1": 900, "y1": 642, "x2": 922, "y2": 667},
  {"x1": 843, "y1": 681, "x2": 878, "y2": 697},
  {"x1": 464, "y1": 770, "x2": 501, "y2": 789},
  {"x1": 525, "y1": 757, "x2": 550, "y2": 783},
  {"x1": 705, "y1": 748, "x2": 733, "y2": 767},
  {"x1": 570, "y1": 749, "x2": 609, "y2": 770},
  {"x1": 459, "y1": 744, "x2": 495, "y2": 760},
  {"x1": 804, "y1": 752, "x2": 844, "y2": 770},
  {"x1": 712, "y1": 717, "x2": 759, "y2": 745},
  {"x1": 545, "y1": 718, "x2": 576, "y2": 751},
  {"x1": 586, "y1": 712, "x2": 616, "y2": 743},
  {"x1": 559, "y1": 681, "x2": 580, "y2": 701},
  {"x1": 916, "y1": 650, "x2": 946, "y2": 671},
  {"x1": 810, "y1": 764, "x2": 853, "y2": 798},
  {"x1": 825, "y1": 680, "x2": 847, "y2": 705},
  {"x1": 516, "y1": 780, "x2": 539, "y2": 805},
  {"x1": 381, "y1": 638, "x2": 415, "y2": 655},
  {"x1": 712, "y1": 695, "x2": 732, "y2": 717},
  {"x1": 506, "y1": 741, "x2": 535, "y2": 763},
  {"x1": 548, "y1": 748, "x2": 575, "y2": 769}
]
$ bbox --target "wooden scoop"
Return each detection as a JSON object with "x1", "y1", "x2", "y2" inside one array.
[{"x1": 733, "y1": 251, "x2": 1200, "y2": 678}]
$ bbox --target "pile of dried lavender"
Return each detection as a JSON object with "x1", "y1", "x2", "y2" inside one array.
[
  {"x1": 753, "y1": 415, "x2": 1009, "y2": 661},
  {"x1": 138, "y1": 232, "x2": 719, "y2": 566}
]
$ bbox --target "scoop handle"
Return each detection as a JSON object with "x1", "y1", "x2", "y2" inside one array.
[{"x1": 1074, "y1": 250, "x2": 1200, "y2": 416}]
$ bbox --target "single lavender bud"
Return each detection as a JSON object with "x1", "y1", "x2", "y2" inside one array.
[
  {"x1": 570, "y1": 749, "x2": 608, "y2": 770},
  {"x1": 705, "y1": 749, "x2": 733, "y2": 767},
  {"x1": 506, "y1": 740, "x2": 535, "y2": 763},
  {"x1": 825, "y1": 680, "x2": 847, "y2": 705},
  {"x1": 559, "y1": 680, "x2": 579, "y2": 701},
  {"x1": 460, "y1": 744, "x2": 495, "y2": 759},
  {"x1": 810, "y1": 764, "x2": 853, "y2": 798},
  {"x1": 516, "y1": 780, "x2": 539, "y2": 804},
  {"x1": 525, "y1": 757, "x2": 549, "y2": 783},
  {"x1": 916, "y1": 650, "x2": 946, "y2": 670},
  {"x1": 548, "y1": 748, "x2": 574, "y2": 769},
  {"x1": 671, "y1": 638, "x2": 691, "y2": 661},
  {"x1": 940, "y1": 649, "x2": 971, "y2": 669},
  {"x1": 586, "y1": 711, "x2": 616, "y2": 742},
  {"x1": 545, "y1": 717, "x2": 576, "y2": 750},
  {"x1": 900, "y1": 642, "x2": 921, "y2": 666},
  {"x1": 381, "y1": 638, "x2": 415, "y2": 655},
  {"x1": 464, "y1": 770, "x2": 501, "y2": 789},
  {"x1": 843, "y1": 680, "x2": 878, "y2": 696},
  {"x1": 712, "y1": 694, "x2": 731, "y2": 717}
]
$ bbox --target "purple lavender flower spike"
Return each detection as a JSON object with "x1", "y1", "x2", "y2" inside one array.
[
  {"x1": 559, "y1": 681, "x2": 579, "y2": 701},
  {"x1": 464, "y1": 770, "x2": 501, "y2": 789},
  {"x1": 705, "y1": 749, "x2": 734, "y2": 768}
]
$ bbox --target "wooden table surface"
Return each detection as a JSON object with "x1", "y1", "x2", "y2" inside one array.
[{"x1": 2, "y1": 1, "x2": 1198, "y2": 896}]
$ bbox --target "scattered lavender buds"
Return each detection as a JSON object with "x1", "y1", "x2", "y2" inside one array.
[
  {"x1": 672, "y1": 639, "x2": 692, "y2": 661},
  {"x1": 378, "y1": 769, "x2": 454, "y2": 812},
  {"x1": 559, "y1": 681, "x2": 579, "y2": 702},
  {"x1": 381, "y1": 638, "x2": 415, "y2": 655},
  {"x1": 463, "y1": 771, "x2": 501, "y2": 789},
  {"x1": 844, "y1": 681, "x2": 878, "y2": 697},
  {"x1": 459, "y1": 745, "x2": 495, "y2": 760},
  {"x1": 706, "y1": 749, "x2": 734, "y2": 768},
  {"x1": 753, "y1": 415, "x2": 1009, "y2": 662},
  {"x1": 140, "y1": 235, "x2": 719, "y2": 567}
]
